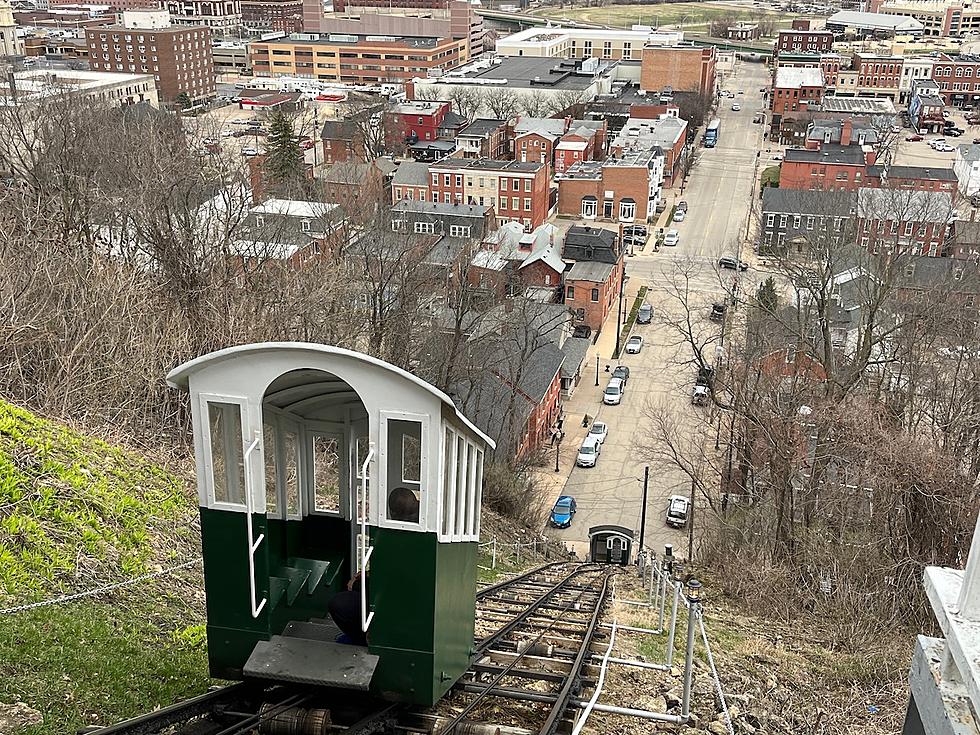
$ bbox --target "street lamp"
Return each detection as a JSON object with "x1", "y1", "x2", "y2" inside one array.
[
  {"x1": 554, "y1": 432, "x2": 562, "y2": 473},
  {"x1": 594, "y1": 354, "x2": 600, "y2": 386}
]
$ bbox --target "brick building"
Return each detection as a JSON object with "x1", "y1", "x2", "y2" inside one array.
[
  {"x1": 556, "y1": 149, "x2": 664, "y2": 223},
  {"x1": 554, "y1": 121, "x2": 607, "y2": 174},
  {"x1": 427, "y1": 159, "x2": 549, "y2": 231},
  {"x1": 609, "y1": 114, "x2": 686, "y2": 187},
  {"x1": 771, "y1": 66, "x2": 825, "y2": 115},
  {"x1": 456, "y1": 118, "x2": 509, "y2": 159},
  {"x1": 778, "y1": 145, "x2": 876, "y2": 191},
  {"x1": 249, "y1": 33, "x2": 465, "y2": 84},
  {"x1": 165, "y1": 0, "x2": 241, "y2": 33},
  {"x1": 562, "y1": 226, "x2": 624, "y2": 332},
  {"x1": 639, "y1": 44, "x2": 717, "y2": 97},
  {"x1": 85, "y1": 10, "x2": 215, "y2": 104},
  {"x1": 834, "y1": 53, "x2": 904, "y2": 101},
  {"x1": 391, "y1": 161, "x2": 431, "y2": 203},
  {"x1": 240, "y1": 0, "x2": 303, "y2": 32},
  {"x1": 930, "y1": 53, "x2": 980, "y2": 106},
  {"x1": 319, "y1": 103, "x2": 384, "y2": 163},
  {"x1": 866, "y1": 164, "x2": 957, "y2": 192},
  {"x1": 775, "y1": 52, "x2": 842, "y2": 87},
  {"x1": 856, "y1": 188, "x2": 954, "y2": 257},
  {"x1": 775, "y1": 29, "x2": 834, "y2": 56},
  {"x1": 386, "y1": 100, "x2": 452, "y2": 147}
]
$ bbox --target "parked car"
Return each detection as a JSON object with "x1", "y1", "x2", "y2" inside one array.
[
  {"x1": 709, "y1": 302, "x2": 727, "y2": 322},
  {"x1": 772, "y1": 154, "x2": 783, "y2": 161},
  {"x1": 637, "y1": 303, "x2": 653, "y2": 324},
  {"x1": 947, "y1": 129, "x2": 964, "y2": 137},
  {"x1": 550, "y1": 495, "x2": 577, "y2": 528},
  {"x1": 672, "y1": 209, "x2": 686, "y2": 222},
  {"x1": 624, "y1": 224, "x2": 648, "y2": 238},
  {"x1": 697, "y1": 365, "x2": 715, "y2": 388},
  {"x1": 973, "y1": 138, "x2": 980, "y2": 145},
  {"x1": 573, "y1": 324, "x2": 592, "y2": 339},
  {"x1": 664, "y1": 229, "x2": 680, "y2": 247},
  {"x1": 588, "y1": 420, "x2": 608, "y2": 445},
  {"x1": 676, "y1": 200, "x2": 688, "y2": 211},
  {"x1": 737, "y1": 89, "x2": 744, "y2": 95},
  {"x1": 575, "y1": 436, "x2": 601, "y2": 468},
  {"x1": 691, "y1": 384, "x2": 709, "y2": 406},
  {"x1": 731, "y1": 103, "x2": 741, "y2": 111},
  {"x1": 906, "y1": 135, "x2": 923, "y2": 141},
  {"x1": 603, "y1": 377, "x2": 625, "y2": 405},
  {"x1": 625, "y1": 336, "x2": 643, "y2": 354},
  {"x1": 241, "y1": 147, "x2": 259, "y2": 156},
  {"x1": 718, "y1": 255, "x2": 748, "y2": 271},
  {"x1": 612, "y1": 365, "x2": 630, "y2": 384},
  {"x1": 665, "y1": 495, "x2": 691, "y2": 528}
]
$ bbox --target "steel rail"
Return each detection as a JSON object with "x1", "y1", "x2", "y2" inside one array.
[
  {"x1": 82, "y1": 684, "x2": 253, "y2": 735},
  {"x1": 475, "y1": 561, "x2": 572, "y2": 600}
]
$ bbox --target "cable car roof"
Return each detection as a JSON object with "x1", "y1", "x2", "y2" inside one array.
[{"x1": 167, "y1": 341, "x2": 495, "y2": 448}]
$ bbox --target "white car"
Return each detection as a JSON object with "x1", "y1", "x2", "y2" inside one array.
[
  {"x1": 673, "y1": 209, "x2": 686, "y2": 222},
  {"x1": 731, "y1": 103, "x2": 741, "y2": 111},
  {"x1": 221, "y1": 130, "x2": 235, "y2": 138},
  {"x1": 241, "y1": 146, "x2": 259, "y2": 156},
  {"x1": 588, "y1": 420, "x2": 608, "y2": 445},
  {"x1": 625, "y1": 335, "x2": 643, "y2": 354},
  {"x1": 664, "y1": 229, "x2": 680, "y2": 247},
  {"x1": 603, "y1": 378, "x2": 624, "y2": 405},
  {"x1": 576, "y1": 436, "x2": 601, "y2": 468}
]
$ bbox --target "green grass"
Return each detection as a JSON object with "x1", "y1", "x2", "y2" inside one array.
[
  {"x1": 613, "y1": 285, "x2": 649, "y2": 360},
  {"x1": 0, "y1": 400, "x2": 194, "y2": 601},
  {"x1": 760, "y1": 165, "x2": 780, "y2": 189},
  {"x1": 533, "y1": 3, "x2": 803, "y2": 30},
  {"x1": 0, "y1": 595, "x2": 213, "y2": 734}
]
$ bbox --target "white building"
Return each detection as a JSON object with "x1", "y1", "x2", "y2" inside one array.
[
  {"x1": 121, "y1": 8, "x2": 173, "y2": 29},
  {"x1": 165, "y1": 0, "x2": 240, "y2": 34},
  {"x1": 954, "y1": 143, "x2": 980, "y2": 196},
  {"x1": 6, "y1": 69, "x2": 159, "y2": 106},
  {"x1": 899, "y1": 56, "x2": 935, "y2": 102},
  {"x1": 0, "y1": 0, "x2": 24, "y2": 57},
  {"x1": 494, "y1": 25, "x2": 682, "y2": 61}
]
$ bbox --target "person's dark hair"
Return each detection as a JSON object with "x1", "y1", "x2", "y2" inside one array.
[{"x1": 388, "y1": 487, "x2": 420, "y2": 522}]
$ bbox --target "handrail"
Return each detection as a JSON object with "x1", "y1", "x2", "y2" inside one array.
[
  {"x1": 243, "y1": 434, "x2": 266, "y2": 619},
  {"x1": 359, "y1": 444, "x2": 376, "y2": 633}
]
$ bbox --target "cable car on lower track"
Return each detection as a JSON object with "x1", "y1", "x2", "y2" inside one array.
[{"x1": 167, "y1": 342, "x2": 494, "y2": 706}]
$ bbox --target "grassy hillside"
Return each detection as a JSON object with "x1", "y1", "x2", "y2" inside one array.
[{"x1": 0, "y1": 400, "x2": 211, "y2": 734}]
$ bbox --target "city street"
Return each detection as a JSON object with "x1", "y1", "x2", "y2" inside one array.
[{"x1": 547, "y1": 60, "x2": 771, "y2": 560}]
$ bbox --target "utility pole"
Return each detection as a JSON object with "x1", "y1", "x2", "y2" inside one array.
[
  {"x1": 614, "y1": 259, "x2": 625, "y2": 357},
  {"x1": 688, "y1": 476, "x2": 696, "y2": 561},
  {"x1": 594, "y1": 353, "x2": 599, "y2": 386},
  {"x1": 638, "y1": 466, "x2": 649, "y2": 551}
]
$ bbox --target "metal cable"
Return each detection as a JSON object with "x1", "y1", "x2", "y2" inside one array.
[
  {"x1": 697, "y1": 609, "x2": 734, "y2": 735},
  {"x1": 0, "y1": 558, "x2": 203, "y2": 616}
]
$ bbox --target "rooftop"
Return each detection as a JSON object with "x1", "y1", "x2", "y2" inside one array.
[
  {"x1": 423, "y1": 56, "x2": 614, "y2": 92},
  {"x1": 867, "y1": 164, "x2": 957, "y2": 180},
  {"x1": 250, "y1": 199, "x2": 340, "y2": 219},
  {"x1": 566, "y1": 260, "x2": 614, "y2": 282},
  {"x1": 257, "y1": 32, "x2": 446, "y2": 48},
  {"x1": 775, "y1": 66, "x2": 826, "y2": 89},
  {"x1": 958, "y1": 144, "x2": 980, "y2": 164},
  {"x1": 826, "y1": 10, "x2": 924, "y2": 31},
  {"x1": 457, "y1": 118, "x2": 507, "y2": 139},
  {"x1": 611, "y1": 116, "x2": 687, "y2": 151},
  {"x1": 762, "y1": 187, "x2": 856, "y2": 215},
  {"x1": 784, "y1": 144, "x2": 869, "y2": 165},
  {"x1": 392, "y1": 100, "x2": 447, "y2": 116},
  {"x1": 856, "y1": 187, "x2": 954, "y2": 221},
  {"x1": 429, "y1": 158, "x2": 544, "y2": 173},
  {"x1": 817, "y1": 96, "x2": 897, "y2": 115},
  {"x1": 392, "y1": 199, "x2": 492, "y2": 218},
  {"x1": 391, "y1": 160, "x2": 429, "y2": 187}
]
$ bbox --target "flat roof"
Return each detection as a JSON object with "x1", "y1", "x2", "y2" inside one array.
[
  {"x1": 251, "y1": 199, "x2": 339, "y2": 218},
  {"x1": 458, "y1": 118, "x2": 507, "y2": 138},
  {"x1": 784, "y1": 144, "x2": 868, "y2": 165},
  {"x1": 429, "y1": 158, "x2": 544, "y2": 173},
  {"x1": 826, "y1": 9, "x2": 924, "y2": 31},
  {"x1": 257, "y1": 32, "x2": 445, "y2": 48},
  {"x1": 818, "y1": 95, "x2": 897, "y2": 114},
  {"x1": 427, "y1": 56, "x2": 612, "y2": 92},
  {"x1": 775, "y1": 66, "x2": 825, "y2": 89},
  {"x1": 566, "y1": 260, "x2": 614, "y2": 282}
]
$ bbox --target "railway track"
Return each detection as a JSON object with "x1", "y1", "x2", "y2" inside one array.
[{"x1": 84, "y1": 563, "x2": 617, "y2": 735}]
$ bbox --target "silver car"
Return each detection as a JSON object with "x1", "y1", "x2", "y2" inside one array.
[{"x1": 576, "y1": 436, "x2": 602, "y2": 467}]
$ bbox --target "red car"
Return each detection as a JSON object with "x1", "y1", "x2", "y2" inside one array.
[
  {"x1": 906, "y1": 134, "x2": 923, "y2": 141},
  {"x1": 300, "y1": 140, "x2": 316, "y2": 150}
]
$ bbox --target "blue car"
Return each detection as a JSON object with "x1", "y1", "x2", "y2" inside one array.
[{"x1": 550, "y1": 495, "x2": 577, "y2": 528}]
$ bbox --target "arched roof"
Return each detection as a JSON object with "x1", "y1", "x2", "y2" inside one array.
[{"x1": 167, "y1": 341, "x2": 494, "y2": 448}]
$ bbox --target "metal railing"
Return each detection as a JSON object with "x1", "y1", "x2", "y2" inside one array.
[
  {"x1": 243, "y1": 434, "x2": 266, "y2": 619},
  {"x1": 358, "y1": 444, "x2": 376, "y2": 633}
]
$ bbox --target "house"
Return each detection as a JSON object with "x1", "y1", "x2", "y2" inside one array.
[
  {"x1": 952, "y1": 218, "x2": 980, "y2": 261},
  {"x1": 562, "y1": 225, "x2": 624, "y2": 331},
  {"x1": 555, "y1": 121, "x2": 608, "y2": 174},
  {"x1": 236, "y1": 198, "x2": 346, "y2": 263},
  {"x1": 391, "y1": 160, "x2": 432, "y2": 204},
  {"x1": 455, "y1": 118, "x2": 509, "y2": 160},
  {"x1": 513, "y1": 117, "x2": 566, "y2": 168},
  {"x1": 865, "y1": 164, "x2": 957, "y2": 192},
  {"x1": 497, "y1": 223, "x2": 565, "y2": 293},
  {"x1": 778, "y1": 144, "x2": 875, "y2": 190},
  {"x1": 771, "y1": 67, "x2": 825, "y2": 142},
  {"x1": 726, "y1": 22, "x2": 760, "y2": 41},
  {"x1": 315, "y1": 159, "x2": 385, "y2": 211},
  {"x1": 390, "y1": 200, "x2": 495, "y2": 242},
  {"x1": 909, "y1": 82, "x2": 945, "y2": 133},
  {"x1": 319, "y1": 103, "x2": 384, "y2": 163},
  {"x1": 426, "y1": 158, "x2": 550, "y2": 231},
  {"x1": 556, "y1": 148, "x2": 664, "y2": 223},
  {"x1": 954, "y1": 144, "x2": 980, "y2": 197},
  {"x1": 804, "y1": 118, "x2": 878, "y2": 150},
  {"x1": 855, "y1": 187, "x2": 954, "y2": 257},
  {"x1": 385, "y1": 99, "x2": 453, "y2": 148},
  {"x1": 760, "y1": 188, "x2": 856, "y2": 254}
]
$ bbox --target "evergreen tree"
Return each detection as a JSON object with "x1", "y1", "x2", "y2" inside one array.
[
  {"x1": 756, "y1": 276, "x2": 778, "y2": 314},
  {"x1": 263, "y1": 109, "x2": 305, "y2": 190},
  {"x1": 174, "y1": 92, "x2": 192, "y2": 109}
]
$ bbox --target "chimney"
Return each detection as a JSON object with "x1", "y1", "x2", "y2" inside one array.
[
  {"x1": 564, "y1": 115, "x2": 572, "y2": 131},
  {"x1": 841, "y1": 118, "x2": 853, "y2": 146},
  {"x1": 864, "y1": 145, "x2": 876, "y2": 166}
]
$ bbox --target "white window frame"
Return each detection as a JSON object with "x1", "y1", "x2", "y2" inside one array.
[
  {"x1": 306, "y1": 424, "x2": 345, "y2": 518},
  {"x1": 449, "y1": 224, "x2": 471, "y2": 237},
  {"x1": 582, "y1": 198, "x2": 597, "y2": 218},
  {"x1": 199, "y1": 393, "x2": 250, "y2": 512},
  {"x1": 414, "y1": 221, "x2": 435, "y2": 234},
  {"x1": 619, "y1": 200, "x2": 636, "y2": 222},
  {"x1": 379, "y1": 410, "x2": 429, "y2": 531}
]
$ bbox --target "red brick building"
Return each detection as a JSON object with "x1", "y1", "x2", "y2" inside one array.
[
  {"x1": 85, "y1": 19, "x2": 215, "y2": 103},
  {"x1": 778, "y1": 145, "x2": 876, "y2": 191},
  {"x1": 853, "y1": 53, "x2": 903, "y2": 99},
  {"x1": 639, "y1": 44, "x2": 717, "y2": 97},
  {"x1": 385, "y1": 99, "x2": 452, "y2": 146},
  {"x1": 562, "y1": 226, "x2": 624, "y2": 332},
  {"x1": 771, "y1": 66, "x2": 825, "y2": 116},
  {"x1": 455, "y1": 118, "x2": 509, "y2": 159},
  {"x1": 554, "y1": 122, "x2": 606, "y2": 174},
  {"x1": 427, "y1": 159, "x2": 549, "y2": 231},
  {"x1": 241, "y1": 0, "x2": 303, "y2": 32},
  {"x1": 776, "y1": 29, "x2": 834, "y2": 55},
  {"x1": 556, "y1": 150, "x2": 663, "y2": 223},
  {"x1": 775, "y1": 52, "x2": 842, "y2": 87},
  {"x1": 856, "y1": 188, "x2": 954, "y2": 257},
  {"x1": 930, "y1": 53, "x2": 980, "y2": 107},
  {"x1": 865, "y1": 165, "x2": 958, "y2": 193}
]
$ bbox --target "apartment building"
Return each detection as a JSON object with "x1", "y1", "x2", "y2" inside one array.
[
  {"x1": 776, "y1": 52, "x2": 843, "y2": 86},
  {"x1": 775, "y1": 29, "x2": 835, "y2": 55},
  {"x1": 240, "y1": 0, "x2": 303, "y2": 32},
  {"x1": 930, "y1": 52, "x2": 980, "y2": 105},
  {"x1": 556, "y1": 149, "x2": 664, "y2": 223},
  {"x1": 85, "y1": 10, "x2": 215, "y2": 103},
  {"x1": 249, "y1": 32, "x2": 465, "y2": 84},
  {"x1": 426, "y1": 159, "x2": 549, "y2": 231}
]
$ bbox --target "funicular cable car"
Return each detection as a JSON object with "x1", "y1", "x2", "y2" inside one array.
[
  {"x1": 167, "y1": 343, "x2": 494, "y2": 705},
  {"x1": 588, "y1": 525, "x2": 634, "y2": 566}
]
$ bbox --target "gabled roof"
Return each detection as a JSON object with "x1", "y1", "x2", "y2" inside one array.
[
  {"x1": 856, "y1": 187, "x2": 954, "y2": 222},
  {"x1": 762, "y1": 187, "x2": 855, "y2": 216},
  {"x1": 564, "y1": 225, "x2": 617, "y2": 250},
  {"x1": 514, "y1": 117, "x2": 566, "y2": 139},
  {"x1": 458, "y1": 118, "x2": 507, "y2": 138},
  {"x1": 391, "y1": 160, "x2": 430, "y2": 187},
  {"x1": 566, "y1": 260, "x2": 614, "y2": 282}
]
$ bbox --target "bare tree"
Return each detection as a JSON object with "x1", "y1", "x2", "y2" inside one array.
[{"x1": 484, "y1": 87, "x2": 521, "y2": 122}]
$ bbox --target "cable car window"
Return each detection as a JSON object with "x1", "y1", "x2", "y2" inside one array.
[
  {"x1": 402, "y1": 433, "x2": 421, "y2": 484},
  {"x1": 386, "y1": 418, "x2": 422, "y2": 525},
  {"x1": 472, "y1": 449, "x2": 483, "y2": 537},
  {"x1": 442, "y1": 427, "x2": 455, "y2": 537},
  {"x1": 311, "y1": 433, "x2": 341, "y2": 514},
  {"x1": 454, "y1": 435, "x2": 466, "y2": 539},
  {"x1": 283, "y1": 426, "x2": 301, "y2": 517},
  {"x1": 262, "y1": 419, "x2": 278, "y2": 516},
  {"x1": 354, "y1": 435, "x2": 369, "y2": 479},
  {"x1": 207, "y1": 401, "x2": 246, "y2": 506},
  {"x1": 465, "y1": 443, "x2": 477, "y2": 538}
]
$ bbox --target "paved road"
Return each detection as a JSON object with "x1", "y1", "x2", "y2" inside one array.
[{"x1": 550, "y1": 61, "x2": 772, "y2": 561}]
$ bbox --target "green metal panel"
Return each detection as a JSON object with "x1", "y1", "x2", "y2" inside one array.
[{"x1": 367, "y1": 529, "x2": 476, "y2": 705}]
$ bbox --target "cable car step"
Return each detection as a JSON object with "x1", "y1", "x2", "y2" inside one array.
[
  {"x1": 275, "y1": 566, "x2": 312, "y2": 605},
  {"x1": 282, "y1": 620, "x2": 342, "y2": 642},
  {"x1": 269, "y1": 576, "x2": 289, "y2": 609},
  {"x1": 244, "y1": 637, "x2": 379, "y2": 690},
  {"x1": 286, "y1": 557, "x2": 333, "y2": 594}
]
